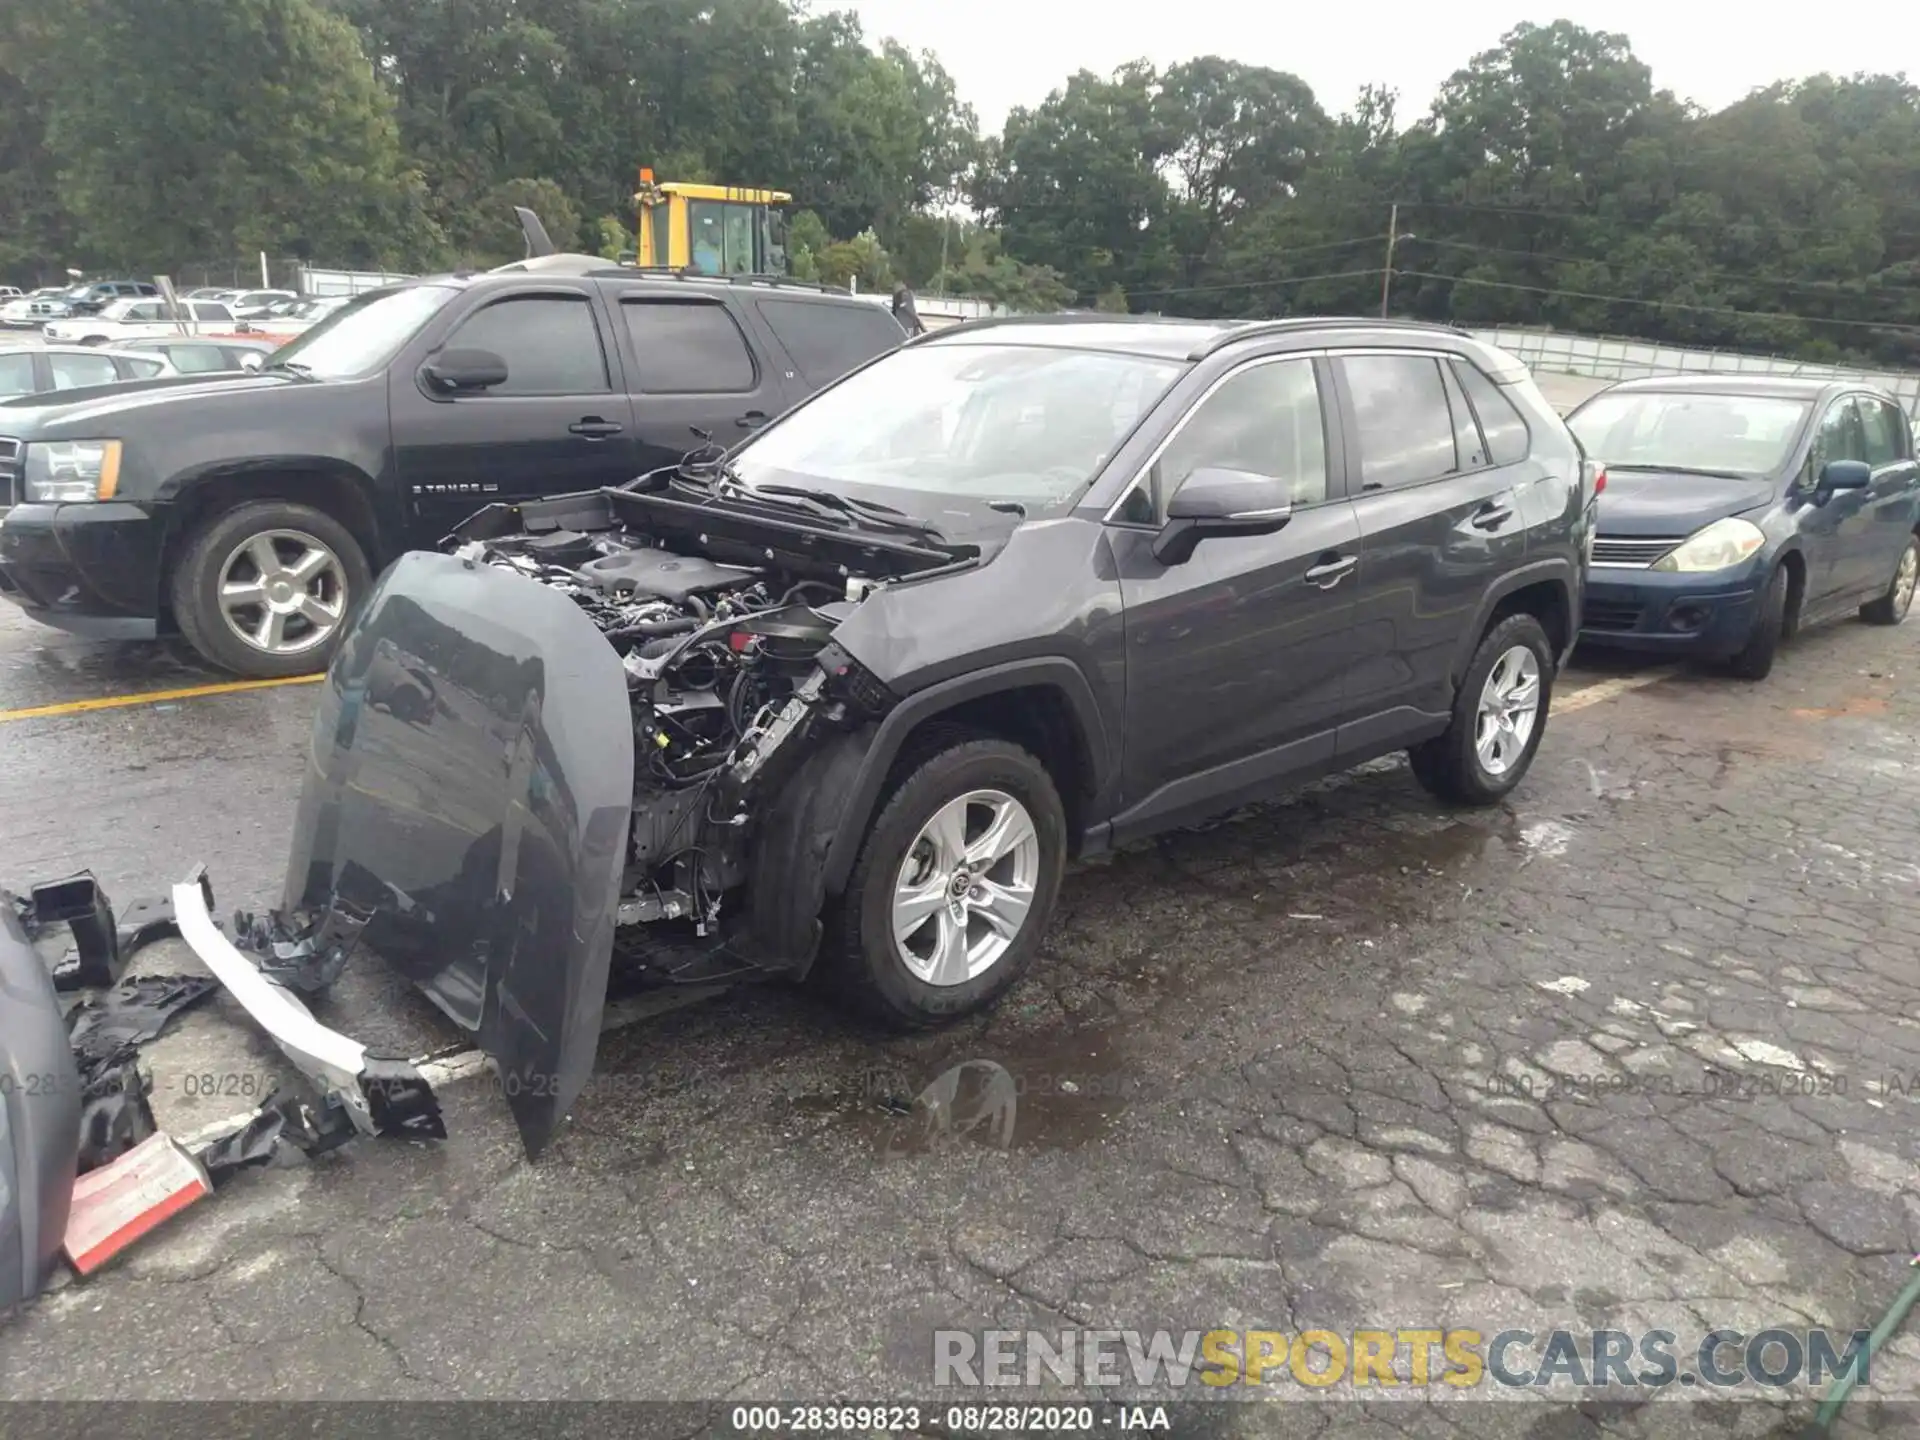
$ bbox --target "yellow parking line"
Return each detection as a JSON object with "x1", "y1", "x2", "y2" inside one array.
[
  {"x1": 1550, "y1": 666, "x2": 1680, "y2": 716},
  {"x1": 0, "y1": 674, "x2": 322, "y2": 723}
]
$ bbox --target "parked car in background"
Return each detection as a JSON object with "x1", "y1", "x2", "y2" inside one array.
[
  {"x1": 0, "y1": 261, "x2": 909, "y2": 675},
  {"x1": 227, "y1": 289, "x2": 298, "y2": 320},
  {"x1": 43, "y1": 297, "x2": 239, "y2": 346},
  {"x1": 1566, "y1": 375, "x2": 1920, "y2": 679},
  {"x1": 233, "y1": 294, "x2": 349, "y2": 340},
  {"x1": 0, "y1": 344, "x2": 173, "y2": 401},
  {"x1": 113, "y1": 336, "x2": 277, "y2": 373},
  {"x1": 0, "y1": 289, "x2": 73, "y2": 328},
  {"x1": 65, "y1": 281, "x2": 159, "y2": 314},
  {"x1": 0, "y1": 287, "x2": 19, "y2": 300}
]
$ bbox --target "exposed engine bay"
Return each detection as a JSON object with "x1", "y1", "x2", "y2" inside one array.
[{"x1": 442, "y1": 482, "x2": 968, "y2": 977}]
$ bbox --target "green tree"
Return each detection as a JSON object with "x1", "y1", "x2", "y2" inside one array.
[{"x1": 17, "y1": 0, "x2": 433, "y2": 272}]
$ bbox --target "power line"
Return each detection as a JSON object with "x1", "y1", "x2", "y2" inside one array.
[
  {"x1": 1410, "y1": 236, "x2": 1920, "y2": 302},
  {"x1": 1394, "y1": 198, "x2": 1920, "y2": 251},
  {"x1": 1394, "y1": 270, "x2": 1920, "y2": 337},
  {"x1": 1130, "y1": 264, "x2": 1384, "y2": 302}
]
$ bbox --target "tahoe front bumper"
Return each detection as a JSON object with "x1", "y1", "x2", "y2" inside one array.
[{"x1": 0, "y1": 501, "x2": 166, "y2": 638}]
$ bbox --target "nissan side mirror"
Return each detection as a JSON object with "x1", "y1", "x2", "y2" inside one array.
[
  {"x1": 1816, "y1": 458, "x2": 1871, "y2": 496},
  {"x1": 1152, "y1": 467, "x2": 1294, "y2": 566},
  {"x1": 423, "y1": 348, "x2": 509, "y2": 393}
]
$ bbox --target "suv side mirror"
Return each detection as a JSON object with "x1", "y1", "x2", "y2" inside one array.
[
  {"x1": 1816, "y1": 458, "x2": 1871, "y2": 496},
  {"x1": 423, "y1": 348, "x2": 509, "y2": 393},
  {"x1": 1152, "y1": 467, "x2": 1294, "y2": 566}
]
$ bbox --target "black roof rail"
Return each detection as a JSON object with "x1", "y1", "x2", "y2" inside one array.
[
  {"x1": 1187, "y1": 315, "x2": 1471, "y2": 361},
  {"x1": 599, "y1": 264, "x2": 847, "y2": 296},
  {"x1": 921, "y1": 311, "x2": 1209, "y2": 340}
]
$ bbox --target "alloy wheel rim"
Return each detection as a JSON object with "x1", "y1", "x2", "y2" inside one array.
[
  {"x1": 217, "y1": 529, "x2": 348, "y2": 655},
  {"x1": 1897, "y1": 545, "x2": 1917, "y2": 615},
  {"x1": 891, "y1": 788, "x2": 1041, "y2": 987},
  {"x1": 1474, "y1": 645, "x2": 1542, "y2": 778}
]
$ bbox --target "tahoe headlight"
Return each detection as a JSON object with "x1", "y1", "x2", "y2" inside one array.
[
  {"x1": 1650, "y1": 516, "x2": 1765, "y2": 573},
  {"x1": 23, "y1": 440, "x2": 122, "y2": 503}
]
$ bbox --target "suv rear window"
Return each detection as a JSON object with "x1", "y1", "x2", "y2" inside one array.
[
  {"x1": 1452, "y1": 359, "x2": 1531, "y2": 465},
  {"x1": 1340, "y1": 354, "x2": 1459, "y2": 490},
  {"x1": 756, "y1": 298, "x2": 903, "y2": 387},
  {"x1": 621, "y1": 299, "x2": 756, "y2": 393}
]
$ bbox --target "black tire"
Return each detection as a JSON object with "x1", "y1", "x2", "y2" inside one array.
[
  {"x1": 80, "y1": 335, "x2": 108, "y2": 347},
  {"x1": 824, "y1": 736, "x2": 1067, "y2": 1030},
  {"x1": 1409, "y1": 612, "x2": 1556, "y2": 806},
  {"x1": 1860, "y1": 534, "x2": 1919, "y2": 625},
  {"x1": 1724, "y1": 563, "x2": 1789, "y2": 680},
  {"x1": 169, "y1": 499, "x2": 371, "y2": 678}
]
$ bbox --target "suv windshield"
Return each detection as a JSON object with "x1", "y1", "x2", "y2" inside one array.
[
  {"x1": 729, "y1": 342, "x2": 1185, "y2": 511},
  {"x1": 268, "y1": 284, "x2": 459, "y2": 380},
  {"x1": 1569, "y1": 392, "x2": 1812, "y2": 475}
]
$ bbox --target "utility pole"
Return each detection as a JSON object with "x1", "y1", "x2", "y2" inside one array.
[{"x1": 1380, "y1": 203, "x2": 1399, "y2": 318}]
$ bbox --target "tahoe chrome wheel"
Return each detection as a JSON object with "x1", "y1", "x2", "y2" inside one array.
[
  {"x1": 1475, "y1": 645, "x2": 1542, "y2": 778},
  {"x1": 217, "y1": 529, "x2": 348, "y2": 656},
  {"x1": 891, "y1": 789, "x2": 1041, "y2": 987}
]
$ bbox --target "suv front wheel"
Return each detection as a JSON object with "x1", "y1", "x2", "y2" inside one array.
[
  {"x1": 828, "y1": 736, "x2": 1067, "y2": 1029},
  {"x1": 1409, "y1": 612, "x2": 1556, "y2": 805},
  {"x1": 170, "y1": 499, "x2": 372, "y2": 678}
]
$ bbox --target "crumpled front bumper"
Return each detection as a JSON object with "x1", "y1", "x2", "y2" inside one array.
[{"x1": 168, "y1": 868, "x2": 445, "y2": 1144}]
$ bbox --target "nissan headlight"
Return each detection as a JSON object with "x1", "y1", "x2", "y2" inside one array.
[
  {"x1": 1650, "y1": 517, "x2": 1765, "y2": 573},
  {"x1": 23, "y1": 440, "x2": 122, "y2": 503}
]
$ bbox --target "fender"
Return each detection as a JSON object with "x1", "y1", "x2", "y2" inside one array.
[
  {"x1": 823, "y1": 657, "x2": 1111, "y2": 895},
  {"x1": 1451, "y1": 557, "x2": 1577, "y2": 679},
  {"x1": 739, "y1": 657, "x2": 1110, "y2": 976}
]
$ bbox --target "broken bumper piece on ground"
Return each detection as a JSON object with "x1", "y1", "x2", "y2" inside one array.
[{"x1": 170, "y1": 867, "x2": 446, "y2": 1144}]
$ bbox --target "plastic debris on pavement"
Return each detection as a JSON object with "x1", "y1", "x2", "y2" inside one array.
[
  {"x1": 62, "y1": 1131, "x2": 212, "y2": 1277},
  {"x1": 65, "y1": 974, "x2": 219, "y2": 1173}
]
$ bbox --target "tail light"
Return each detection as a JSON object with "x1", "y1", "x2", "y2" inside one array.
[{"x1": 1595, "y1": 467, "x2": 1608, "y2": 495}]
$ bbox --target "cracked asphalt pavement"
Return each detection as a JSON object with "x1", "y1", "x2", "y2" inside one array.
[{"x1": 4, "y1": 583, "x2": 1920, "y2": 1437}]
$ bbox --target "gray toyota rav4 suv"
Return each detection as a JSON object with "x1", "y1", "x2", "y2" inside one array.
[{"x1": 244, "y1": 312, "x2": 1595, "y2": 1153}]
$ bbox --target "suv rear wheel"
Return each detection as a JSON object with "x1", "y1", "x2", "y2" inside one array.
[
  {"x1": 827, "y1": 736, "x2": 1067, "y2": 1029},
  {"x1": 1409, "y1": 612, "x2": 1555, "y2": 805},
  {"x1": 170, "y1": 500, "x2": 371, "y2": 678}
]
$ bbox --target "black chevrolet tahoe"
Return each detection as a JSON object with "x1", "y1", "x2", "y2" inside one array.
[{"x1": 0, "y1": 260, "x2": 907, "y2": 675}]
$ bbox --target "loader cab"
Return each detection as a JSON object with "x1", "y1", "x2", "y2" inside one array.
[{"x1": 634, "y1": 174, "x2": 791, "y2": 278}]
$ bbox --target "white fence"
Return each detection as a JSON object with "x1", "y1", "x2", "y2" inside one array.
[
  {"x1": 295, "y1": 266, "x2": 417, "y2": 297},
  {"x1": 1469, "y1": 326, "x2": 1920, "y2": 416}
]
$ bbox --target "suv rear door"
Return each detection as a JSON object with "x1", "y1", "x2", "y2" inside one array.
[
  {"x1": 1331, "y1": 349, "x2": 1530, "y2": 729},
  {"x1": 391, "y1": 283, "x2": 641, "y2": 540},
  {"x1": 612, "y1": 291, "x2": 787, "y2": 473},
  {"x1": 751, "y1": 295, "x2": 906, "y2": 402}
]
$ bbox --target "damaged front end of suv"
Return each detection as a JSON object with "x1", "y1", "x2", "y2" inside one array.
[{"x1": 279, "y1": 479, "x2": 981, "y2": 1154}]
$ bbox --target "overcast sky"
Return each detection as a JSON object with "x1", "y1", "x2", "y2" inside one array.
[{"x1": 835, "y1": 1, "x2": 1918, "y2": 132}]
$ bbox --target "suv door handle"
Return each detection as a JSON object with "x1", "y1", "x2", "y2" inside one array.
[
  {"x1": 569, "y1": 417, "x2": 624, "y2": 439},
  {"x1": 737, "y1": 410, "x2": 770, "y2": 430},
  {"x1": 1470, "y1": 501, "x2": 1514, "y2": 530},
  {"x1": 1303, "y1": 554, "x2": 1358, "y2": 588}
]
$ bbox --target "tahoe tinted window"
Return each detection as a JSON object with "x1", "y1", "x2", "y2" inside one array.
[
  {"x1": 757, "y1": 298, "x2": 903, "y2": 387},
  {"x1": 1340, "y1": 354, "x2": 1458, "y2": 490},
  {"x1": 49, "y1": 352, "x2": 118, "y2": 389},
  {"x1": 621, "y1": 299, "x2": 756, "y2": 393},
  {"x1": 0, "y1": 351, "x2": 35, "y2": 400},
  {"x1": 444, "y1": 295, "x2": 610, "y2": 395},
  {"x1": 1452, "y1": 359, "x2": 1531, "y2": 465}
]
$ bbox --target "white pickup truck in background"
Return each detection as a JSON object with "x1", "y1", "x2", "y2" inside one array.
[{"x1": 43, "y1": 297, "x2": 239, "y2": 346}]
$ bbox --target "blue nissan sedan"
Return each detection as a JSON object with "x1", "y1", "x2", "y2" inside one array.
[{"x1": 1565, "y1": 375, "x2": 1920, "y2": 680}]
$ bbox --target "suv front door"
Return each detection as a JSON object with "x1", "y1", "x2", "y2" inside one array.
[
  {"x1": 1109, "y1": 354, "x2": 1363, "y2": 834},
  {"x1": 1333, "y1": 350, "x2": 1529, "y2": 728},
  {"x1": 392, "y1": 286, "x2": 640, "y2": 541},
  {"x1": 613, "y1": 294, "x2": 788, "y2": 474}
]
